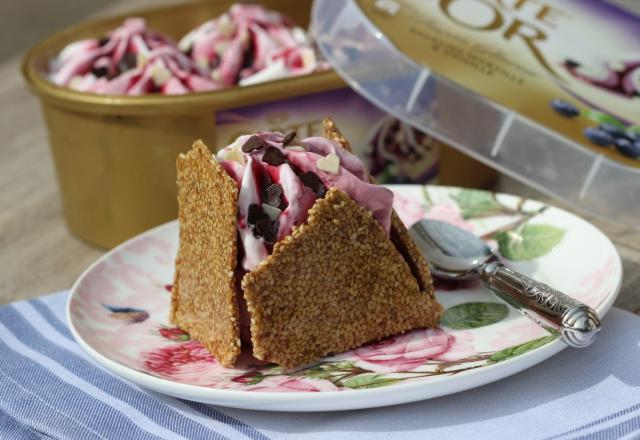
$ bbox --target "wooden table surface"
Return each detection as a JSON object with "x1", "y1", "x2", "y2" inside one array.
[{"x1": 1, "y1": 1, "x2": 639, "y2": 317}]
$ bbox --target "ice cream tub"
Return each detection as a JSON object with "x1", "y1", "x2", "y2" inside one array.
[{"x1": 22, "y1": 0, "x2": 496, "y2": 248}]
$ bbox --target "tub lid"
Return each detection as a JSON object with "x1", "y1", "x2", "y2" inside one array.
[{"x1": 312, "y1": 0, "x2": 640, "y2": 228}]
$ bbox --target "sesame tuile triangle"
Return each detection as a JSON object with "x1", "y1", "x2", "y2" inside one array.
[
  {"x1": 171, "y1": 140, "x2": 241, "y2": 367},
  {"x1": 241, "y1": 188, "x2": 442, "y2": 369},
  {"x1": 322, "y1": 117, "x2": 434, "y2": 295},
  {"x1": 322, "y1": 117, "x2": 354, "y2": 153}
]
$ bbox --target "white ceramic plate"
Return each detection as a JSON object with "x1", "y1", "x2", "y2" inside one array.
[{"x1": 68, "y1": 185, "x2": 622, "y2": 411}]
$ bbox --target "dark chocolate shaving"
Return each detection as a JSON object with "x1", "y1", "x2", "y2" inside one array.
[
  {"x1": 282, "y1": 131, "x2": 297, "y2": 146},
  {"x1": 262, "y1": 146, "x2": 286, "y2": 166},
  {"x1": 117, "y1": 52, "x2": 137, "y2": 73},
  {"x1": 263, "y1": 183, "x2": 284, "y2": 208},
  {"x1": 254, "y1": 218, "x2": 278, "y2": 244},
  {"x1": 241, "y1": 38, "x2": 255, "y2": 70},
  {"x1": 91, "y1": 66, "x2": 109, "y2": 78},
  {"x1": 247, "y1": 203, "x2": 268, "y2": 226},
  {"x1": 241, "y1": 136, "x2": 266, "y2": 153},
  {"x1": 248, "y1": 203, "x2": 279, "y2": 243},
  {"x1": 565, "y1": 59, "x2": 580, "y2": 69},
  {"x1": 300, "y1": 171, "x2": 326, "y2": 198}
]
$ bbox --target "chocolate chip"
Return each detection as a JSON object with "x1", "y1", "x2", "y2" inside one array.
[
  {"x1": 91, "y1": 66, "x2": 109, "y2": 78},
  {"x1": 241, "y1": 135, "x2": 266, "y2": 153},
  {"x1": 262, "y1": 146, "x2": 286, "y2": 166},
  {"x1": 98, "y1": 36, "x2": 109, "y2": 47},
  {"x1": 241, "y1": 38, "x2": 255, "y2": 70},
  {"x1": 254, "y1": 218, "x2": 278, "y2": 244},
  {"x1": 300, "y1": 171, "x2": 326, "y2": 198},
  {"x1": 263, "y1": 183, "x2": 283, "y2": 207},
  {"x1": 117, "y1": 52, "x2": 137, "y2": 73},
  {"x1": 247, "y1": 203, "x2": 267, "y2": 226},
  {"x1": 282, "y1": 131, "x2": 296, "y2": 146},
  {"x1": 565, "y1": 59, "x2": 580, "y2": 69}
]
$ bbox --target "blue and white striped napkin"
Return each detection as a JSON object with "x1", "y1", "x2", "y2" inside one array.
[{"x1": 1, "y1": 291, "x2": 639, "y2": 440}]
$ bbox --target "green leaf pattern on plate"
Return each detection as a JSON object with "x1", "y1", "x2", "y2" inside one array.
[
  {"x1": 341, "y1": 374, "x2": 403, "y2": 389},
  {"x1": 489, "y1": 335, "x2": 558, "y2": 363},
  {"x1": 495, "y1": 224, "x2": 565, "y2": 261},
  {"x1": 439, "y1": 187, "x2": 566, "y2": 261},
  {"x1": 452, "y1": 189, "x2": 503, "y2": 219},
  {"x1": 441, "y1": 302, "x2": 509, "y2": 329}
]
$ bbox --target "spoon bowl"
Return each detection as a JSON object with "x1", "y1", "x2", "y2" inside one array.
[{"x1": 409, "y1": 219, "x2": 494, "y2": 279}]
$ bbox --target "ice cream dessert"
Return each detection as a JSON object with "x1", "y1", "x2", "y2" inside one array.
[
  {"x1": 178, "y1": 3, "x2": 322, "y2": 87},
  {"x1": 564, "y1": 57, "x2": 640, "y2": 98},
  {"x1": 48, "y1": 18, "x2": 217, "y2": 95},
  {"x1": 47, "y1": 4, "x2": 324, "y2": 95},
  {"x1": 171, "y1": 118, "x2": 442, "y2": 369},
  {"x1": 364, "y1": 116, "x2": 439, "y2": 184}
]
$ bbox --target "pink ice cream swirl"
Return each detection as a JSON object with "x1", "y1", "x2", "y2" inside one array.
[
  {"x1": 216, "y1": 131, "x2": 394, "y2": 272},
  {"x1": 48, "y1": 18, "x2": 217, "y2": 95},
  {"x1": 179, "y1": 3, "x2": 321, "y2": 88}
]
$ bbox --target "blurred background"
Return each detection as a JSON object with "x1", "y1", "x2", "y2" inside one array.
[
  {"x1": 3, "y1": 0, "x2": 638, "y2": 62},
  {"x1": 1, "y1": 0, "x2": 183, "y2": 61}
]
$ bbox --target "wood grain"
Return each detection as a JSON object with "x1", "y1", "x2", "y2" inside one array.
[{"x1": 1, "y1": 0, "x2": 639, "y2": 317}]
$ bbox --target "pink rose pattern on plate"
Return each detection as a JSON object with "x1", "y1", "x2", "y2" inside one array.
[
  {"x1": 350, "y1": 329, "x2": 451, "y2": 373},
  {"x1": 69, "y1": 187, "x2": 620, "y2": 392}
]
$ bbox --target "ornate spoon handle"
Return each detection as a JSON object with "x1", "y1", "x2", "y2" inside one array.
[{"x1": 477, "y1": 262, "x2": 601, "y2": 347}]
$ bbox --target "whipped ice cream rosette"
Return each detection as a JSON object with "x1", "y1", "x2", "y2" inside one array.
[
  {"x1": 216, "y1": 130, "x2": 394, "y2": 272},
  {"x1": 49, "y1": 18, "x2": 218, "y2": 95},
  {"x1": 179, "y1": 3, "x2": 321, "y2": 88}
]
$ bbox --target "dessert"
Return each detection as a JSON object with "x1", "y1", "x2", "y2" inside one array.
[
  {"x1": 48, "y1": 18, "x2": 217, "y2": 95},
  {"x1": 47, "y1": 4, "x2": 325, "y2": 95},
  {"x1": 171, "y1": 118, "x2": 442, "y2": 369},
  {"x1": 179, "y1": 3, "x2": 323, "y2": 87}
]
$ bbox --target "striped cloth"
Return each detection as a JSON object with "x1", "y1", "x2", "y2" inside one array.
[{"x1": 0, "y1": 292, "x2": 639, "y2": 440}]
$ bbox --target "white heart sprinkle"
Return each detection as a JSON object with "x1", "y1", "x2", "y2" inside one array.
[
  {"x1": 218, "y1": 137, "x2": 246, "y2": 164},
  {"x1": 215, "y1": 41, "x2": 230, "y2": 55},
  {"x1": 285, "y1": 145, "x2": 306, "y2": 152},
  {"x1": 221, "y1": 147, "x2": 245, "y2": 164},
  {"x1": 150, "y1": 63, "x2": 171, "y2": 86},
  {"x1": 316, "y1": 153, "x2": 340, "y2": 174},
  {"x1": 137, "y1": 53, "x2": 148, "y2": 68},
  {"x1": 68, "y1": 76, "x2": 84, "y2": 89},
  {"x1": 262, "y1": 203, "x2": 282, "y2": 221}
]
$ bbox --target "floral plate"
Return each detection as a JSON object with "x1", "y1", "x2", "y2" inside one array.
[{"x1": 68, "y1": 185, "x2": 622, "y2": 411}]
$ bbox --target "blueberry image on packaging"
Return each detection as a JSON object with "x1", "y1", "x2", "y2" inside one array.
[
  {"x1": 551, "y1": 99, "x2": 579, "y2": 118},
  {"x1": 626, "y1": 130, "x2": 640, "y2": 143},
  {"x1": 598, "y1": 123, "x2": 627, "y2": 139},
  {"x1": 584, "y1": 127, "x2": 613, "y2": 147},
  {"x1": 614, "y1": 138, "x2": 640, "y2": 159}
]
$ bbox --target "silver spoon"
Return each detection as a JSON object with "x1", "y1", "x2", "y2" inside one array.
[{"x1": 409, "y1": 219, "x2": 601, "y2": 348}]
